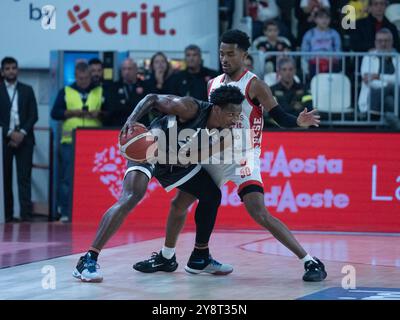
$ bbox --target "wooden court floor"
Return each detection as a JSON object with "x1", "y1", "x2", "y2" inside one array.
[{"x1": 1, "y1": 223, "x2": 399, "y2": 300}]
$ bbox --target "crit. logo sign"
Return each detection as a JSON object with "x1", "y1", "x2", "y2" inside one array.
[{"x1": 68, "y1": 5, "x2": 92, "y2": 35}]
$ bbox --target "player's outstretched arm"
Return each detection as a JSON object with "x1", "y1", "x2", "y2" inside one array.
[{"x1": 249, "y1": 78, "x2": 320, "y2": 128}]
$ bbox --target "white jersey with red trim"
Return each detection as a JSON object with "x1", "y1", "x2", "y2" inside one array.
[
  {"x1": 208, "y1": 69, "x2": 263, "y2": 149},
  {"x1": 203, "y1": 70, "x2": 264, "y2": 193}
]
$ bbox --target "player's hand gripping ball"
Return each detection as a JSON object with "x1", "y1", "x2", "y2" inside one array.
[{"x1": 119, "y1": 123, "x2": 158, "y2": 163}]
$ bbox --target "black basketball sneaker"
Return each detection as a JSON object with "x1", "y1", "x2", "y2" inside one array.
[
  {"x1": 303, "y1": 257, "x2": 327, "y2": 282},
  {"x1": 133, "y1": 251, "x2": 178, "y2": 273}
]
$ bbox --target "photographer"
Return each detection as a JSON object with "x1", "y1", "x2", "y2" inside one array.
[{"x1": 51, "y1": 61, "x2": 102, "y2": 222}]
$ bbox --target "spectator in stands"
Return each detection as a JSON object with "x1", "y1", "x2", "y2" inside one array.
[
  {"x1": 89, "y1": 58, "x2": 114, "y2": 127},
  {"x1": 143, "y1": 52, "x2": 174, "y2": 95},
  {"x1": 301, "y1": 8, "x2": 342, "y2": 78},
  {"x1": 169, "y1": 45, "x2": 218, "y2": 101},
  {"x1": 88, "y1": 58, "x2": 104, "y2": 87},
  {"x1": 350, "y1": 0, "x2": 400, "y2": 52},
  {"x1": 103, "y1": 58, "x2": 146, "y2": 127},
  {"x1": 358, "y1": 28, "x2": 400, "y2": 129},
  {"x1": 51, "y1": 62, "x2": 103, "y2": 222},
  {"x1": 253, "y1": 20, "x2": 292, "y2": 73},
  {"x1": 270, "y1": 57, "x2": 313, "y2": 116},
  {"x1": 0, "y1": 57, "x2": 38, "y2": 223},
  {"x1": 295, "y1": 0, "x2": 331, "y2": 47},
  {"x1": 245, "y1": 54, "x2": 255, "y2": 71}
]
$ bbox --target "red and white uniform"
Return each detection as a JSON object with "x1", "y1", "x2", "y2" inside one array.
[{"x1": 203, "y1": 69, "x2": 264, "y2": 194}]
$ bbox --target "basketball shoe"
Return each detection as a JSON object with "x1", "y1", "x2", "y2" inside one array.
[
  {"x1": 133, "y1": 251, "x2": 178, "y2": 273},
  {"x1": 185, "y1": 255, "x2": 233, "y2": 275},
  {"x1": 303, "y1": 257, "x2": 327, "y2": 282},
  {"x1": 72, "y1": 252, "x2": 103, "y2": 283}
]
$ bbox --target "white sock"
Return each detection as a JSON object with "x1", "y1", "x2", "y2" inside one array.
[
  {"x1": 161, "y1": 246, "x2": 175, "y2": 259},
  {"x1": 301, "y1": 254, "x2": 317, "y2": 264}
]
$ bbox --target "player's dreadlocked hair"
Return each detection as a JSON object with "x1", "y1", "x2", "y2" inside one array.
[
  {"x1": 210, "y1": 85, "x2": 244, "y2": 108},
  {"x1": 220, "y1": 29, "x2": 251, "y2": 52}
]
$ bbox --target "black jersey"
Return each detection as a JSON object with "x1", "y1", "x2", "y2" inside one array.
[
  {"x1": 149, "y1": 98, "x2": 212, "y2": 134},
  {"x1": 126, "y1": 98, "x2": 214, "y2": 192},
  {"x1": 149, "y1": 99, "x2": 213, "y2": 164}
]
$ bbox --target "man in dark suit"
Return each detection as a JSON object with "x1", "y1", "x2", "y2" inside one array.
[{"x1": 0, "y1": 57, "x2": 38, "y2": 222}]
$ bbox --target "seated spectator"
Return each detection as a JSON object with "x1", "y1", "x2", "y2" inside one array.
[
  {"x1": 295, "y1": 0, "x2": 331, "y2": 46},
  {"x1": 358, "y1": 28, "x2": 400, "y2": 129},
  {"x1": 143, "y1": 52, "x2": 174, "y2": 95},
  {"x1": 168, "y1": 45, "x2": 218, "y2": 101},
  {"x1": 301, "y1": 8, "x2": 342, "y2": 78},
  {"x1": 350, "y1": 0, "x2": 400, "y2": 52},
  {"x1": 270, "y1": 57, "x2": 313, "y2": 118},
  {"x1": 103, "y1": 58, "x2": 147, "y2": 127},
  {"x1": 253, "y1": 20, "x2": 291, "y2": 73}
]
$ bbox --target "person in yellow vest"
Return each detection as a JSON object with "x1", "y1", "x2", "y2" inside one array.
[{"x1": 51, "y1": 61, "x2": 102, "y2": 222}]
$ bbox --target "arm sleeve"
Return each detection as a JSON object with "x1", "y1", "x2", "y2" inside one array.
[{"x1": 268, "y1": 104, "x2": 299, "y2": 128}]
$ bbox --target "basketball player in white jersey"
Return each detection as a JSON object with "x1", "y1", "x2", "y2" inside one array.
[{"x1": 134, "y1": 30, "x2": 327, "y2": 282}]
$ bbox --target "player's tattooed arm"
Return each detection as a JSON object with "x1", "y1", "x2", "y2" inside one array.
[
  {"x1": 152, "y1": 96, "x2": 199, "y2": 122},
  {"x1": 125, "y1": 94, "x2": 160, "y2": 126},
  {"x1": 122, "y1": 94, "x2": 174, "y2": 135},
  {"x1": 124, "y1": 94, "x2": 198, "y2": 132}
]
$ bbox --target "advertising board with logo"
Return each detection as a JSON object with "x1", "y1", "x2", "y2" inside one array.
[
  {"x1": 1, "y1": 0, "x2": 218, "y2": 68},
  {"x1": 72, "y1": 129, "x2": 400, "y2": 232}
]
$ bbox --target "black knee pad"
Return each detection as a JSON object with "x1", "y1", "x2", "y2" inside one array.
[{"x1": 238, "y1": 184, "x2": 264, "y2": 202}]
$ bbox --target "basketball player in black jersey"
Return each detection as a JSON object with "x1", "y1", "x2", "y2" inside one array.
[{"x1": 72, "y1": 85, "x2": 244, "y2": 282}]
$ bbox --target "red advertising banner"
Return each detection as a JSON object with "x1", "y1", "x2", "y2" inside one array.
[{"x1": 72, "y1": 129, "x2": 400, "y2": 232}]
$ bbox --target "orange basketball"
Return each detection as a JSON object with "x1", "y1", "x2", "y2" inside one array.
[{"x1": 119, "y1": 124, "x2": 157, "y2": 162}]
